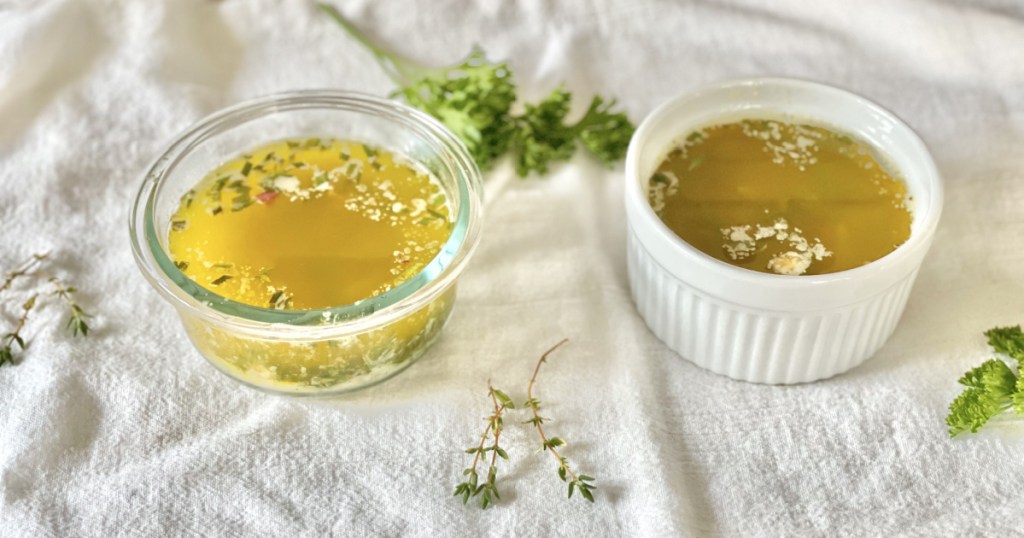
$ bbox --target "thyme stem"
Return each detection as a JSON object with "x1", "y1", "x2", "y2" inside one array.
[
  {"x1": 1, "y1": 294, "x2": 37, "y2": 367},
  {"x1": 48, "y1": 275, "x2": 90, "y2": 337},
  {"x1": 454, "y1": 382, "x2": 512, "y2": 509},
  {"x1": 454, "y1": 339, "x2": 595, "y2": 508},
  {"x1": 12, "y1": 294, "x2": 36, "y2": 339},
  {"x1": 1, "y1": 253, "x2": 48, "y2": 293},
  {"x1": 468, "y1": 388, "x2": 499, "y2": 473},
  {"x1": 525, "y1": 339, "x2": 579, "y2": 482},
  {"x1": 487, "y1": 382, "x2": 505, "y2": 473}
]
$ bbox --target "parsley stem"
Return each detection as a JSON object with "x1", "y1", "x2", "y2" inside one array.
[{"x1": 318, "y1": 2, "x2": 421, "y2": 85}]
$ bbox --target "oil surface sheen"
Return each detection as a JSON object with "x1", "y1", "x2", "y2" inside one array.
[
  {"x1": 168, "y1": 138, "x2": 452, "y2": 309},
  {"x1": 648, "y1": 119, "x2": 912, "y2": 275}
]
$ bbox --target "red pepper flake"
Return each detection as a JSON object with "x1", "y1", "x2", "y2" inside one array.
[{"x1": 256, "y1": 190, "x2": 279, "y2": 204}]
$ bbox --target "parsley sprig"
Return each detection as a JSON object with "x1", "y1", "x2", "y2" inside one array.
[
  {"x1": 318, "y1": 3, "x2": 635, "y2": 176},
  {"x1": 946, "y1": 325, "x2": 1024, "y2": 436}
]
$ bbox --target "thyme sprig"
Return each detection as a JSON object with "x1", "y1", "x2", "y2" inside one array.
[
  {"x1": 525, "y1": 339, "x2": 596, "y2": 502},
  {"x1": 1, "y1": 253, "x2": 47, "y2": 292},
  {"x1": 1, "y1": 253, "x2": 93, "y2": 367},
  {"x1": 454, "y1": 339, "x2": 597, "y2": 509},
  {"x1": 1, "y1": 294, "x2": 37, "y2": 367},
  {"x1": 50, "y1": 276, "x2": 90, "y2": 337},
  {"x1": 454, "y1": 382, "x2": 514, "y2": 509}
]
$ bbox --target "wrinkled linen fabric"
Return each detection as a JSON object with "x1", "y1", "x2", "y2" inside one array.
[{"x1": 1, "y1": 0, "x2": 1023, "y2": 536}]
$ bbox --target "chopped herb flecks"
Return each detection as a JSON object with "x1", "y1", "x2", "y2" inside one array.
[{"x1": 167, "y1": 138, "x2": 452, "y2": 312}]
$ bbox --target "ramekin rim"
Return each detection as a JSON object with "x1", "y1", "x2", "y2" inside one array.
[{"x1": 624, "y1": 76, "x2": 944, "y2": 290}]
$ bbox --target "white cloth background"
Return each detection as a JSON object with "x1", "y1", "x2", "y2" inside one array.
[{"x1": 1, "y1": 0, "x2": 1023, "y2": 536}]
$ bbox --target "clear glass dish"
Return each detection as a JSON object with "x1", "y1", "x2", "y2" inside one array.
[{"x1": 129, "y1": 90, "x2": 483, "y2": 396}]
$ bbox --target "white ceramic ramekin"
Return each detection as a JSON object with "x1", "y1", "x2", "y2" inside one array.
[{"x1": 624, "y1": 78, "x2": 943, "y2": 384}]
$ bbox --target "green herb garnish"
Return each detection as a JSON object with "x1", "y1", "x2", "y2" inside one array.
[
  {"x1": 688, "y1": 155, "x2": 706, "y2": 171},
  {"x1": 260, "y1": 175, "x2": 281, "y2": 192},
  {"x1": 1, "y1": 294, "x2": 36, "y2": 367},
  {"x1": 946, "y1": 325, "x2": 1024, "y2": 436},
  {"x1": 454, "y1": 382, "x2": 513, "y2": 509},
  {"x1": 1, "y1": 253, "x2": 94, "y2": 368},
  {"x1": 344, "y1": 162, "x2": 362, "y2": 182},
  {"x1": 211, "y1": 275, "x2": 232, "y2": 286},
  {"x1": 51, "y1": 277, "x2": 90, "y2": 337},
  {"x1": 523, "y1": 339, "x2": 596, "y2": 503},
  {"x1": 454, "y1": 339, "x2": 596, "y2": 509},
  {"x1": 269, "y1": 289, "x2": 291, "y2": 309},
  {"x1": 209, "y1": 176, "x2": 230, "y2": 202},
  {"x1": 180, "y1": 189, "x2": 196, "y2": 208},
  {"x1": 230, "y1": 181, "x2": 253, "y2": 211},
  {"x1": 319, "y1": 2, "x2": 634, "y2": 176}
]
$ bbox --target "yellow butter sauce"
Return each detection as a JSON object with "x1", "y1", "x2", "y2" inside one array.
[
  {"x1": 648, "y1": 119, "x2": 912, "y2": 276},
  {"x1": 168, "y1": 138, "x2": 451, "y2": 309},
  {"x1": 166, "y1": 138, "x2": 455, "y2": 391}
]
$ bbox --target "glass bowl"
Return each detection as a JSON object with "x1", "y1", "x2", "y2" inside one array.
[
  {"x1": 129, "y1": 90, "x2": 483, "y2": 396},
  {"x1": 625, "y1": 78, "x2": 943, "y2": 384}
]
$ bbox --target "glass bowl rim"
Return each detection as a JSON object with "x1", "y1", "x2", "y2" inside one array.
[{"x1": 129, "y1": 89, "x2": 483, "y2": 335}]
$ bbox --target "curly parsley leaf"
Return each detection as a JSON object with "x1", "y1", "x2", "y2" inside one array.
[
  {"x1": 512, "y1": 87, "x2": 577, "y2": 176},
  {"x1": 575, "y1": 95, "x2": 635, "y2": 167},
  {"x1": 320, "y1": 3, "x2": 634, "y2": 176},
  {"x1": 947, "y1": 326, "x2": 1024, "y2": 437},
  {"x1": 985, "y1": 325, "x2": 1024, "y2": 362},
  {"x1": 396, "y1": 49, "x2": 518, "y2": 171},
  {"x1": 1016, "y1": 374, "x2": 1024, "y2": 414}
]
